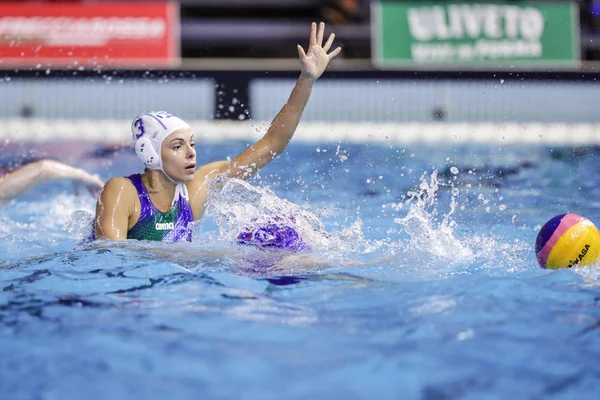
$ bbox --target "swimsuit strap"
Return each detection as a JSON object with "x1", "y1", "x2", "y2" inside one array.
[{"x1": 127, "y1": 173, "x2": 153, "y2": 220}]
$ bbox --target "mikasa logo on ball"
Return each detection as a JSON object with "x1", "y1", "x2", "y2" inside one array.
[
  {"x1": 156, "y1": 222, "x2": 174, "y2": 231},
  {"x1": 567, "y1": 244, "x2": 591, "y2": 268}
]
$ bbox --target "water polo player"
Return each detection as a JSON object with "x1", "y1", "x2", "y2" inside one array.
[{"x1": 94, "y1": 22, "x2": 341, "y2": 243}]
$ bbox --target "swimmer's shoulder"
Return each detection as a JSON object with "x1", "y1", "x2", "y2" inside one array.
[
  {"x1": 190, "y1": 160, "x2": 228, "y2": 187},
  {"x1": 95, "y1": 177, "x2": 140, "y2": 236},
  {"x1": 99, "y1": 176, "x2": 138, "y2": 206}
]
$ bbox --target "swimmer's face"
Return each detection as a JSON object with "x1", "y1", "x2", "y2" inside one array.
[{"x1": 161, "y1": 128, "x2": 196, "y2": 183}]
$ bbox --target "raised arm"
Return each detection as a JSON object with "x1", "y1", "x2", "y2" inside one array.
[
  {"x1": 0, "y1": 159, "x2": 104, "y2": 204},
  {"x1": 224, "y1": 22, "x2": 341, "y2": 179}
]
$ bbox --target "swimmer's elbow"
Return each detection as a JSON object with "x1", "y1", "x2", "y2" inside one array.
[
  {"x1": 94, "y1": 220, "x2": 126, "y2": 241},
  {"x1": 37, "y1": 160, "x2": 63, "y2": 180},
  {"x1": 95, "y1": 232, "x2": 125, "y2": 241}
]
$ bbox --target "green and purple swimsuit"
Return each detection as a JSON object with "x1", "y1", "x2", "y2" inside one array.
[{"x1": 126, "y1": 174, "x2": 194, "y2": 242}]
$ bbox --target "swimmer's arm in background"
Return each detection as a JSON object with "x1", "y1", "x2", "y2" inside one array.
[
  {"x1": 0, "y1": 159, "x2": 104, "y2": 204},
  {"x1": 94, "y1": 177, "x2": 134, "y2": 240},
  {"x1": 219, "y1": 22, "x2": 341, "y2": 180}
]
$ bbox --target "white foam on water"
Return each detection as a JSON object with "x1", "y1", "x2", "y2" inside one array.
[
  {"x1": 0, "y1": 193, "x2": 97, "y2": 261},
  {"x1": 573, "y1": 262, "x2": 600, "y2": 286}
]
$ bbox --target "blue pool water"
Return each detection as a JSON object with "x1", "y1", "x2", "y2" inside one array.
[{"x1": 1, "y1": 140, "x2": 600, "y2": 399}]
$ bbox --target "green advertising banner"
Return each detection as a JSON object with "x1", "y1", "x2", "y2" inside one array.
[{"x1": 372, "y1": 2, "x2": 580, "y2": 68}]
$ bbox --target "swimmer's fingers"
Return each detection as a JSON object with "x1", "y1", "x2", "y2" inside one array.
[
  {"x1": 309, "y1": 21, "x2": 317, "y2": 47},
  {"x1": 323, "y1": 33, "x2": 335, "y2": 52},
  {"x1": 85, "y1": 175, "x2": 105, "y2": 198},
  {"x1": 72, "y1": 174, "x2": 103, "y2": 198},
  {"x1": 323, "y1": 31, "x2": 342, "y2": 59},
  {"x1": 328, "y1": 46, "x2": 342, "y2": 60},
  {"x1": 316, "y1": 21, "x2": 325, "y2": 47},
  {"x1": 88, "y1": 174, "x2": 105, "y2": 189}
]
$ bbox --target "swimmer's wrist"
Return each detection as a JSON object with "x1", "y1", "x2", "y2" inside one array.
[{"x1": 299, "y1": 72, "x2": 316, "y2": 82}]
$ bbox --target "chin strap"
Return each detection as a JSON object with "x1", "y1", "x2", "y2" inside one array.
[
  {"x1": 144, "y1": 167, "x2": 189, "y2": 207},
  {"x1": 157, "y1": 167, "x2": 190, "y2": 207},
  {"x1": 172, "y1": 183, "x2": 189, "y2": 206}
]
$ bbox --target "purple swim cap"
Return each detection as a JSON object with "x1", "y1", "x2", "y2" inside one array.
[{"x1": 237, "y1": 224, "x2": 307, "y2": 251}]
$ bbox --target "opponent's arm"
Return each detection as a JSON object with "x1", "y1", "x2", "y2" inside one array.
[
  {"x1": 0, "y1": 159, "x2": 104, "y2": 204},
  {"x1": 94, "y1": 178, "x2": 133, "y2": 240},
  {"x1": 224, "y1": 22, "x2": 341, "y2": 180}
]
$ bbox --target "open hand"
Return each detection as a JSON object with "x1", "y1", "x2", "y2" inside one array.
[{"x1": 297, "y1": 22, "x2": 342, "y2": 80}]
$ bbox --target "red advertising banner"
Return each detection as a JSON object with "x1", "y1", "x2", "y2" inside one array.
[{"x1": 0, "y1": 2, "x2": 180, "y2": 68}]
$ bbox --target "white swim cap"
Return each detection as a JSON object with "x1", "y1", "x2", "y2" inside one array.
[{"x1": 131, "y1": 111, "x2": 190, "y2": 172}]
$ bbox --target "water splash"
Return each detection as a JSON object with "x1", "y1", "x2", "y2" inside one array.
[
  {"x1": 205, "y1": 177, "x2": 370, "y2": 257},
  {"x1": 573, "y1": 263, "x2": 600, "y2": 286},
  {"x1": 391, "y1": 170, "x2": 530, "y2": 273},
  {"x1": 203, "y1": 173, "x2": 532, "y2": 275},
  {"x1": 64, "y1": 210, "x2": 94, "y2": 240},
  {"x1": 394, "y1": 170, "x2": 473, "y2": 260}
]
